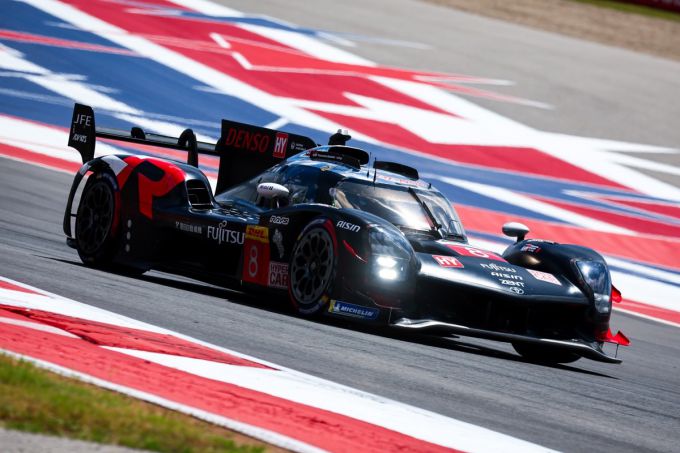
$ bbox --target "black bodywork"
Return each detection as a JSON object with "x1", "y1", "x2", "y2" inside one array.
[{"x1": 63, "y1": 104, "x2": 628, "y2": 364}]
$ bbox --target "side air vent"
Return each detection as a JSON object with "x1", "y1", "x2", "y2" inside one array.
[{"x1": 186, "y1": 179, "x2": 213, "y2": 209}]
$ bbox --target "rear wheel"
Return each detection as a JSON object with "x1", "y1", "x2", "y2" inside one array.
[
  {"x1": 512, "y1": 342, "x2": 581, "y2": 365},
  {"x1": 76, "y1": 174, "x2": 118, "y2": 267},
  {"x1": 289, "y1": 220, "x2": 336, "y2": 316}
]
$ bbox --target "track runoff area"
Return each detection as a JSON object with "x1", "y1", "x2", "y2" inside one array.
[{"x1": 0, "y1": 0, "x2": 679, "y2": 451}]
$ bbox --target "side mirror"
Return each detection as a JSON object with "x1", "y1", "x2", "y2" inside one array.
[
  {"x1": 502, "y1": 222, "x2": 529, "y2": 242},
  {"x1": 257, "y1": 183, "x2": 289, "y2": 208}
]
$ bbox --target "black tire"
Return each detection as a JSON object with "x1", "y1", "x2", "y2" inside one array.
[
  {"x1": 76, "y1": 173, "x2": 118, "y2": 267},
  {"x1": 288, "y1": 219, "x2": 337, "y2": 316},
  {"x1": 512, "y1": 342, "x2": 581, "y2": 365}
]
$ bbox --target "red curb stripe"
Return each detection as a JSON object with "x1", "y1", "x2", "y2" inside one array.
[
  {"x1": 0, "y1": 280, "x2": 41, "y2": 295},
  {"x1": 617, "y1": 299, "x2": 680, "y2": 326},
  {"x1": 0, "y1": 305, "x2": 271, "y2": 369},
  {"x1": 0, "y1": 321, "x2": 461, "y2": 453},
  {"x1": 0, "y1": 142, "x2": 80, "y2": 173}
]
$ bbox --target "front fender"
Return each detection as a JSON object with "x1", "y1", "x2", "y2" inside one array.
[
  {"x1": 63, "y1": 157, "x2": 120, "y2": 238},
  {"x1": 503, "y1": 238, "x2": 613, "y2": 332}
]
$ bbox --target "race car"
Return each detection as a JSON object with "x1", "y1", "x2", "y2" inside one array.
[{"x1": 63, "y1": 103, "x2": 629, "y2": 364}]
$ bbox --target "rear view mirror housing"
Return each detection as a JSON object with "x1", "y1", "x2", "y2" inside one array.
[{"x1": 502, "y1": 222, "x2": 529, "y2": 242}]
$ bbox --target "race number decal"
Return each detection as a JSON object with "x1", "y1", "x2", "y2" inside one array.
[
  {"x1": 446, "y1": 245, "x2": 506, "y2": 262},
  {"x1": 242, "y1": 225, "x2": 270, "y2": 285}
]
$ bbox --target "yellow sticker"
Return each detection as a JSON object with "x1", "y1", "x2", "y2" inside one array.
[{"x1": 245, "y1": 225, "x2": 269, "y2": 243}]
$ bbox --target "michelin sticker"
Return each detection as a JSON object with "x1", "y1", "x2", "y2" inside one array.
[{"x1": 328, "y1": 300, "x2": 379, "y2": 320}]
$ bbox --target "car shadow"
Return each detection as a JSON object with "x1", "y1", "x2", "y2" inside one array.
[{"x1": 45, "y1": 256, "x2": 617, "y2": 378}]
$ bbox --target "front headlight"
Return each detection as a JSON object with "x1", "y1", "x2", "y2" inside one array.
[
  {"x1": 369, "y1": 226, "x2": 412, "y2": 282},
  {"x1": 575, "y1": 260, "x2": 612, "y2": 314}
]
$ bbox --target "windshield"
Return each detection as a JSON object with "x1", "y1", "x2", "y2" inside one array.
[{"x1": 331, "y1": 180, "x2": 465, "y2": 239}]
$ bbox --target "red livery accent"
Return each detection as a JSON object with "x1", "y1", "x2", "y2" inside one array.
[
  {"x1": 446, "y1": 244, "x2": 506, "y2": 262},
  {"x1": 598, "y1": 328, "x2": 631, "y2": 346},
  {"x1": 224, "y1": 127, "x2": 270, "y2": 153},
  {"x1": 343, "y1": 240, "x2": 366, "y2": 262},
  {"x1": 612, "y1": 286, "x2": 622, "y2": 303},
  {"x1": 117, "y1": 156, "x2": 185, "y2": 219},
  {"x1": 273, "y1": 132, "x2": 288, "y2": 159},
  {"x1": 433, "y1": 255, "x2": 464, "y2": 268},
  {"x1": 241, "y1": 225, "x2": 270, "y2": 285}
]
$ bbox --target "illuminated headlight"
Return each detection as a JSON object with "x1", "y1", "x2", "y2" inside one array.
[
  {"x1": 376, "y1": 255, "x2": 398, "y2": 268},
  {"x1": 374, "y1": 255, "x2": 401, "y2": 280},
  {"x1": 378, "y1": 267, "x2": 399, "y2": 280},
  {"x1": 575, "y1": 260, "x2": 612, "y2": 314},
  {"x1": 369, "y1": 227, "x2": 412, "y2": 282}
]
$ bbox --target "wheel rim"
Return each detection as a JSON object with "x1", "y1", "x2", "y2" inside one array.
[
  {"x1": 290, "y1": 228, "x2": 334, "y2": 306},
  {"x1": 77, "y1": 181, "x2": 114, "y2": 255}
]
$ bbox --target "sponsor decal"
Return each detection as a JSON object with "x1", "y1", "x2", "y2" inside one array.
[
  {"x1": 337, "y1": 220, "x2": 360, "y2": 232},
  {"x1": 268, "y1": 261, "x2": 288, "y2": 289},
  {"x1": 270, "y1": 215, "x2": 289, "y2": 225},
  {"x1": 72, "y1": 112, "x2": 92, "y2": 142},
  {"x1": 480, "y1": 263, "x2": 516, "y2": 273},
  {"x1": 480, "y1": 262, "x2": 526, "y2": 289},
  {"x1": 224, "y1": 127, "x2": 270, "y2": 153},
  {"x1": 328, "y1": 300, "x2": 379, "y2": 320},
  {"x1": 433, "y1": 255, "x2": 464, "y2": 268},
  {"x1": 527, "y1": 269, "x2": 561, "y2": 285},
  {"x1": 273, "y1": 229, "x2": 285, "y2": 259},
  {"x1": 73, "y1": 113, "x2": 92, "y2": 127},
  {"x1": 242, "y1": 225, "x2": 270, "y2": 285},
  {"x1": 509, "y1": 287, "x2": 525, "y2": 295},
  {"x1": 447, "y1": 245, "x2": 506, "y2": 262},
  {"x1": 175, "y1": 221, "x2": 202, "y2": 234},
  {"x1": 498, "y1": 279, "x2": 524, "y2": 288},
  {"x1": 245, "y1": 225, "x2": 269, "y2": 243},
  {"x1": 273, "y1": 132, "x2": 288, "y2": 159},
  {"x1": 71, "y1": 133, "x2": 88, "y2": 144},
  {"x1": 289, "y1": 140, "x2": 308, "y2": 152},
  {"x1": 207, "y1": 220, "x2": 245, "y2": 245},
  {"x1": 520, "y1": 243, "x2": 541, "y2": 253},
  {"x1": 490, "y1": 272, "x2": 523, "y2": 281}
]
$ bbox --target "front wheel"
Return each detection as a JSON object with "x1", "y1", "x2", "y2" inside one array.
[
  {"x1": 288, "y1": 219, "x2": 337, "y2": 316},
  {"x1": 512, "y1": 342, "x2": 581, "y2": 365}
]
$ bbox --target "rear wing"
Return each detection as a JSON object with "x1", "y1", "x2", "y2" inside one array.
[{"x1": 67, "y1": 103, "x2": 318, "y2": 193}]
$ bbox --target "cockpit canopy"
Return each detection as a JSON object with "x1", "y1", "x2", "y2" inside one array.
[{"x1": 215, "y1": 152, "x2": 466, "y2": 240}]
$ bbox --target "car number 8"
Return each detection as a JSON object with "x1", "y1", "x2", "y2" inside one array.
[{"x1": 248, "y1": 244, "x2": 258, "y2": 277}]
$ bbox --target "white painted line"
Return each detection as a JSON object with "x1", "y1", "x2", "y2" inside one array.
[
  {"x1": 209, "y1": 32, "x2": 231, "y2": 49},
  {"x1": 0, "y1": 317, "x2": 80, "y2": 338}
]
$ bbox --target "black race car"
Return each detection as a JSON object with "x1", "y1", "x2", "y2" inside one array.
[{"x1": 64, "y1": 103, "x2": 629, "y2": 364}]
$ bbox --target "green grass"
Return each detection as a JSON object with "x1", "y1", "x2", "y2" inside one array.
[
  {"x1": 570, "y1": 0, "x2": 680, "y2": 22},
  {"x1": 0, "y1": 354, "x2": 268, "y2": 453}
]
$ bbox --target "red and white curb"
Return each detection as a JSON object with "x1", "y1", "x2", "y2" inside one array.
[{"x1": 0, "y1": 277, "x2": 554, "y2": 453}]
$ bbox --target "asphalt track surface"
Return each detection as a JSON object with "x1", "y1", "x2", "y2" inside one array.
[
  {"x1": 2, "y1": 158, "x2": 680, "y2": 452},
  {"x1": 2, "y1": 1, "x2": 680, "y2": 452}
]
